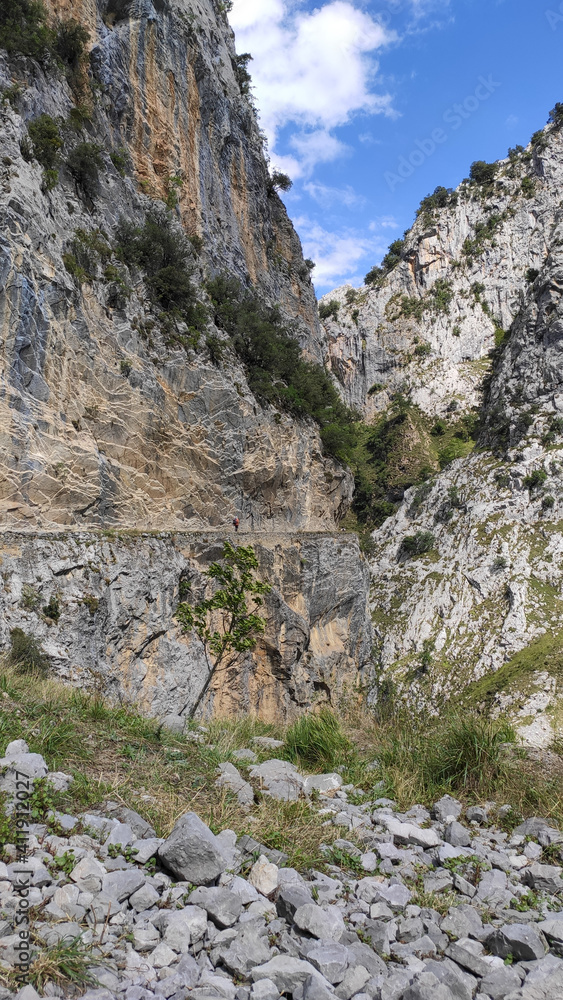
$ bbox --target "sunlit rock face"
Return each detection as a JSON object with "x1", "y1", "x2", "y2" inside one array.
[{"x1": 0, "y1": 0, "x2": 336, "y2": 533}]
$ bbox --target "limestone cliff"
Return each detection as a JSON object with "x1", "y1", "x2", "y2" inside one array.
[
  {"x1": 0, "y1": 0, "x2": 341, "y2": 533},
  {"x1": 321, "y1": 126, "x2": 563, "y2": 422},
  {"x1": 0, "y1": 0, "x2": 372, "y2": 719},
  {"x1": 320, "y1": 116, "x2": 563, "y2": 744},
  {"x1": 0, "y1": 530, "x2": 372, "y2": 721}
]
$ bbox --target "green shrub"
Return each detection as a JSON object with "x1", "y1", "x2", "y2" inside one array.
[
  {"x1": 521, "y1": 176, "x2": 535, "y2": 198},
  {"x1": 492, "y1": 555, "x2": 508, "y2": 571},
  {"x1": 206, "y1": 334, "x2": 224, "y2": 365},
  {"x1": 431, "y1": 419, "x2": 446, "y2": 436},
  {"x1": 0, "y1": 0, "x2": 52, "y2": 61},
  {"x1": 431, "y1": 278, "x2": 454, "y2": 313},
  {"x1": 452, "y1": 325, "x2": 461, "y2": 337},
  {"x1": 115, "y1": 208, "x2": 207, "y2": 333},
  {"x1": 206, "y1": 275, "x2": 357, "y2": 462},
  {"x1": 285, "y1": 709, "x2": 350, "y2": 770},
  {"x1": 463, "y1": 213, "x2": 504, "y2": 260},
  {"x1": 364, "y1": 265, "x2": 385, "y2": 286},
  {"x1": 381, "y1": 237, "x2": 406, "y2": 271},
  {"x1": 542, "y1": 495, "x2": 555, "y2": 512},
  {"x1": 523, "y1": 469, "x2": 547, "y2": 492},
  {"x1": 414, "y1": 342, "x2": 431, "y2": 357},
  {"x1": 416, "y1": 185, "x2": 457, "y2": 222},
  {"x1": 43, "y1": 595, "x2": 61, "y2": 621},
  {"x1": 8, "y1": 627, "x2": 50, "y2": 675},
  {"x1": 318, "y1": 299, "x2": 339, "y2": 321},
  {"x1": 66, "y1": 141, "x2": 103, "y2": 199},
  {"x1": 233, "y1": 52, "x2": 252, "y2": 95},
  {"x1": 438, "y1": 437, "x2": 469, "y2": 468},
  {"x1": 364, "y1": 236, "x2": 407, "y2": 287},
  {"x1": 400, "y1": 531, "x2": 435, "y2": 557},
  {"x1": 1, "y1": 81, "x2": 24, "y2": 106},
  {"x1": 531, "y1": 129, "x2": 548, "y2": 151},
  {"x1": 54, "y1": 18, "x2": 89, "y2": 74},
  {"x1": 20, "y1": 584, "x2": 42, "y2": 610},
  {"x1": 110, "y1": 148, "x2": 128, "y2": 176},
  {"x1": 268, "y1": 170, "x2": 292, "y2": 193},
  {"x1": 549, "y1": 103, "x2": 563, "y2": 130},
  {"x1": 469, "y1": 160, "x2": 498, "y2": 186},
  {"x1": 525, "y1": 268, "x2": 539, "y2": 283},
  {"x1": 27, "y1": 113, "x2": 62, "y2": 170}
]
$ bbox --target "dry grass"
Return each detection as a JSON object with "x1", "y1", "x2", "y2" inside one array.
[
  {"x1": 2, "y1": 660, "x2": 562, "y2": 883},
  {"x1": 340, "y1": 702, "x2": 563, "y2": 827},
  {"x1": 0, "y1": 665, "x2": 341, "y2": 870}
]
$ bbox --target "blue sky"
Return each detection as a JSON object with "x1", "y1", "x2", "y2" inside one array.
[{"x1": 229, "y1": 0, "x2": 563, "y2": 294}]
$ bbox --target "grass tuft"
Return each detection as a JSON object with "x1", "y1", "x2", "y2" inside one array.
[
  {"x1": 285, "y1": 708, "x2": 351, "y2": 770},
  {"x1": 8, "y1": 627, "x2": 50, "y2": 675}
]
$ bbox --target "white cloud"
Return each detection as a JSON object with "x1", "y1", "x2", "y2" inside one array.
[
  {"x1": 229, "y1": 0, "x2": 396, "y2": 174},
  {"x1": 294, "y1": 216, "x2": 385, "y2": 287},
  {"x1": 303, "y1": 181, "x2": 365, "y2": 209},
  {"x1": 369, "y1": 215, "x2": 399, "y2": 230},
  {"x1": 505, "y1": 114, "x2": 519, "y2": 129}
]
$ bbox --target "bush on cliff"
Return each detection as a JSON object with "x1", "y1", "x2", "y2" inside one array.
[
  {"x1": 115, "y1": 208, "x2": 207, "y2": 333},
  {"x1": 0, "y1": 0, "x2": 52, "y2": 61},
  {"x1": 206, "y1": 275, "x2": 358, "y2": 462},
  {"x1": 0, "y1": 0, "x2": 89, "y2": 76}
]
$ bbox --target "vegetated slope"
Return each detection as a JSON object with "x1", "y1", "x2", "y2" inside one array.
[
  {"x1": 322, "y1": 108, "x2": 563, "y2": 746},
  {"x1": 0, "y1": 0, "x2": 354, "y2": 532}
]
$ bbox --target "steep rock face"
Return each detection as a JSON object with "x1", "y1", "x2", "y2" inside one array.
[
  {"x1": 321, "y1": 127, "x2": 563, "y2": 421},
  {"x1": 0, "y1": 0, "x2": 346, "y2": 531},
  {"x1": 0, "y1": 530, "x2": 373, "y2": 721},
  {"x1": 0, "y1": 0, "x2": 372, "y2": 720},
  {"x1": 367, "y1": 229, "x2": 563, "y2": 746}
]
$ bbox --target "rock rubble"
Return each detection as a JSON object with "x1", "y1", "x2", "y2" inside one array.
[{"x1": 2, "y1": 743, "x2": 563, "y2": 1000}]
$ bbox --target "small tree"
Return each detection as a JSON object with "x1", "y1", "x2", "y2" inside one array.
[
  {"x1": 269, "y1": 170, "x2": 292, "y2": 193},
  {"x1": 549, "y1": 103, "x2": 563, "y2": 130},
  {"x1": 175, "y1": 542, "x2": 271, "y2": 716},
  {"x1": 469, "y1": 160, "x2": 497, "y2": 186}
]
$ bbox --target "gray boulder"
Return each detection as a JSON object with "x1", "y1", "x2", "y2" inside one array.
[
  {"x1": 158, "y1": 811, "x2": 227, "y2": 885},
  {"x1": 277, "y1": 884, "x2": 314, "y2": 922},
  {"x1": 504, "y1": 967, "x2": 563, "y2": 999},
  {"x1": 307, "y1": 942, "x2": 349, "y2": 983},
  {"x1": 216, "y1": 763, "x2": 255, "y2": 809},
  {"x1": 190, "y1": 886, "x2": 243, "y2": 927},
  {"x1": 489, "y1": 924, "x2": 547, "y2": 962},
  {"x1": 102, "y1": 870, "x2": 146, "y2": 902},
  {"x1": 334, "y1": 964, "x2": 370, "y2": 1000},
  {"x1": 538, "y1": 919, "x2": 563, "y2": 955},
  {"x1": 480, "y1": 966, "x2": 523, "y2": 1000},
  {"x1": 444, "y1": 822, "x2": 471, "y2": 848},
  {"x1": 219, "y1": 924, "x2": 273, "y2": 977},
  {"x1": 432, "y1": 796, "x2": 463, "y2": 822},
  {"x1": 251, "y1": 957, "x2": 332, "y2": 993},
  {"x1": 293, "y1": 903, "x2": 346, "y2": 941},
  {"x1": 523, "y1": 863, "x2": 563, "y2": 895}
]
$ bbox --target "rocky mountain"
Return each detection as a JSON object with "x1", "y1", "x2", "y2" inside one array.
[
  {"x1": 0, "y1": 0, "x2": 370, "y2": 719},
  {"x1": 321, "y1": 113, "x2": 563, "y2": 746}
]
